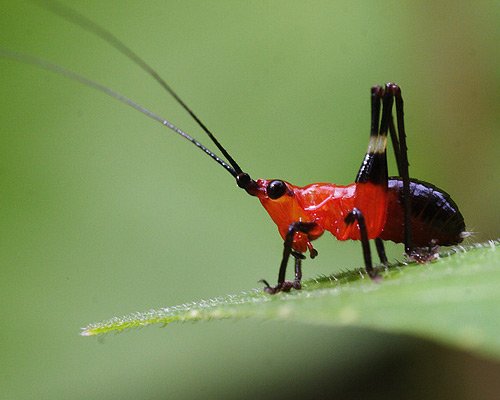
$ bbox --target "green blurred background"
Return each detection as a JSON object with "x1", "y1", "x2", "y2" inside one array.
[{"x1": 1, "y1": 1, "x2": 498, "y2": 399}]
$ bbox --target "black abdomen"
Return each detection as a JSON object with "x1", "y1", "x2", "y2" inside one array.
[{"x1": 380, "y1": 178, "x2": 466, "y2": 247}]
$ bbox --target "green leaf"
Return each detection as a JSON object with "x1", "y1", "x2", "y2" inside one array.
[{"x1": 82, "y1": 240, "x2": 500, "y2": 359}]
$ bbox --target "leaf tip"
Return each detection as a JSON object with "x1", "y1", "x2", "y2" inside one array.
[
  {"x1": 81, "y1": 323, "x2": 106, "y2": 337},
  {"x1": 80, "y1": 327, "x2": 96, "y2": 337}
]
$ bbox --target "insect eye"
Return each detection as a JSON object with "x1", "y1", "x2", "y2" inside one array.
[{"x1": 267, "y1": 180, "x2": 287, "y2": 199}]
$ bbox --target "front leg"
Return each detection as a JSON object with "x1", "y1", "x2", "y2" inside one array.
[
  {"x1": 291, "y1": 251, "x2": 304, "y2": 290},
  {"x1": 261, "y1": 221, "x2": 317, "y2": 294}
]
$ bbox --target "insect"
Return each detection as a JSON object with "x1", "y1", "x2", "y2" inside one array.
[{"x1": 2, "y1": 1, "x2": 466, "y2": 294}]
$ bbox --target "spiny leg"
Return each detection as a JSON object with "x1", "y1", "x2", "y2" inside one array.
[
  {"x1": 261, "y1": 221, "x2": 317, "y2": 294},
  {"x1": 386, "y1": 84, "x2": 413, "y2": 254},
  {"x1": 345, "y1": 208, "x2": 379, "y2": 280},
  {"x1": 388, "y1": 117, "x2": 402, "y2": 174},
  {"x1": 393, "y1": 85, "x2": 413, "y2": 254},
  {"x1": 352, "y1": 85, "x2": 391, "y2": 273},
  {"x1": 370, "y1": 84, "x2": 414, "y2": 261}
]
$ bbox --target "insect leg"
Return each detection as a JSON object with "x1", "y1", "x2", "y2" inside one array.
[
  {"x1": 345, "y1": 208, "x2": 379, "y2": 280},
  {"x1": 353, "y1": 85, "x2": 391, "y2": 269},
  {"x1": 355, "y1": 84, "x2": 414, "y2": 266},
  {"x1": 292, "y1": 251, "x2": 305, "y2": 290},
  {"x1": 386, "y1": 84, "x2": 413, "y2": 254},
  {"x1": 355, "y1": 85, "x2": 388, "y2": 185},
  {"x1": 388, "y1": 118, "x2": 402, "y2": 176},
  {"x1": 375, "y1": 237, "x2": 388, "y2": 265},
  {"x1": 393, "y1": 85, "x2": 413, "y2": 254},
  {"x1": 261, "y1": 221, "x2": 316, "y2": 294}
]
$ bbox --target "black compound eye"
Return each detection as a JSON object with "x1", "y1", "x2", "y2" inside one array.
[{"x1": 267, "y1": 180, "x2": 287, "y2": 199}]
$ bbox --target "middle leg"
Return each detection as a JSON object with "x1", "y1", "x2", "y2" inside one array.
[{"x1": 345, "y1": 208, "x2": 380, "y2": 280}]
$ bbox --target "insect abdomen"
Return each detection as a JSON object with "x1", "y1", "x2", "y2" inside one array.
[{"x1": 380, "y1": 178, "x2": 466, "y2": 247}]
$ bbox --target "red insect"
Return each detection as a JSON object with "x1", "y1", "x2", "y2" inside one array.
[
  {"x1": 238, "y1": 83, "x2": 465, "y2": 293},
  {"x1": 3, "y1": 1, "x2": 466, "y2": 294}
]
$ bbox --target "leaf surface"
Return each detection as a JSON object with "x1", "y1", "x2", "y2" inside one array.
[{"x1": 82, "y1": 241, "x2": 500, "y2": 360}]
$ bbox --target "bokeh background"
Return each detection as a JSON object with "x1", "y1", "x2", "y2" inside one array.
[{"x1": 1, "y1": 1, "x2": 498, "y2": 399}]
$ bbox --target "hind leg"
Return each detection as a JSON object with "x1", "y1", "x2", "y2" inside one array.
[{"x1": 386, "y1": 84, "x2": 414, "y2": 254}]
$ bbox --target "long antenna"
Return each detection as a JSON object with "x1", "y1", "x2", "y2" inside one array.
[
  {"x1": 31, "y1": 0, "x2": 244, "y2": 176},
  {"x1": 0, "y1": 49, "x2": 238, "y2": 178}
]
